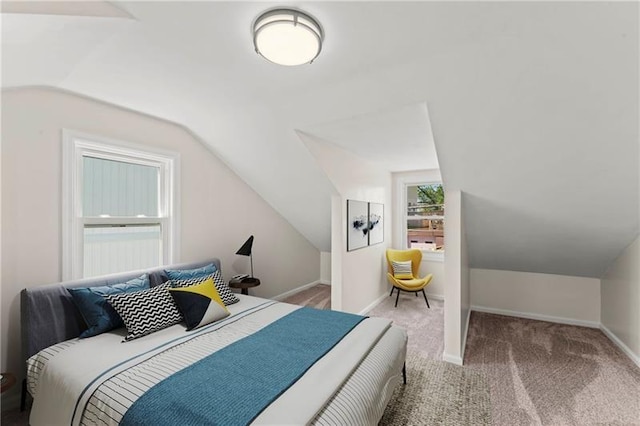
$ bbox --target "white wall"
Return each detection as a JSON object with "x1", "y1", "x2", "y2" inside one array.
[
  {"x1": 300, "y1": 132, "x2": 392, "y2": 314},
  {"x1": 422, "y1": 259, "x2": 445, "y2": 299},
  {"x1": 601, "y1": 236, "x2": 640, "y2": 366},
  {"x1": 460, "y1": 199, "x2": 470, "y2": 353},
  {"x1": 330, "y1": 195, "x2": 343, "y2": 310},
  {"x1": 320, "y1": 251, "x2": 332, "y2": 284},
  {"x1": 471, "y1": 269, "x2": 601, "y2": 327},
  {"x1": 443, "y1": 190, "x2": 469, "y2": 365},
  {"x1": 1, "y1": 88, "x2": 320, "y2": 398}
]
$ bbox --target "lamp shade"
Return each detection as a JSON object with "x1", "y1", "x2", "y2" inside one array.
[
  {"x1": 253, "y1": 8, "x2": 323, "y2": 66},
  {"x1": 236, "y1": 235, "x2": 254, "y2": 256}
]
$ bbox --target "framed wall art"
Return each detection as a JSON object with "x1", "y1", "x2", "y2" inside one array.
[
  {"x1": 347, "y1": 199, "x2": 369, "y2": 251},
  {"x1": 347, "y1": 200, "x2": 385, "y2": 251},
  {"x1": 368, "y1": 202, "x2": 384, "y2": 246}
]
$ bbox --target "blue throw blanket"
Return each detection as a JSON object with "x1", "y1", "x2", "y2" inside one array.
[{"x1": 121, "y1": 307, "x2": 366, "y2": 426}]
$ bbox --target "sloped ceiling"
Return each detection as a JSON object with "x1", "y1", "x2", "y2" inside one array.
[
  {"x1": 2, "y1": 1, "x2": 637, "y2": 277},
  {"x1": 300, "y1": 102, "x2": 438, "y2": 173}
]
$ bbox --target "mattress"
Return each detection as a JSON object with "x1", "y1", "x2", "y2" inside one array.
[{"x1": 27, "y1": 295, "x2": 407, "y2": 425}]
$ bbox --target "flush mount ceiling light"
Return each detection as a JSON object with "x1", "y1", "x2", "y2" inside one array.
[{"x1": 253, "y1": 8, "x2": 323, "y2": 66}]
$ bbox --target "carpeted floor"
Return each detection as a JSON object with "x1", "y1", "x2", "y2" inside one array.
[
  {"x1": 366, "y1": 289, "x2": 640, "y2": 425},
  {"x1": 368, "y1": 293, "x2": 492, "y2": 425},
  {"x1": 369, "y1": 291, "x2": 445, "y2": 361},
  {"x1": 380, "y1": 352, "x2": 491, "y2": 426},
  {"x1": 465, "y1": 311, "x2": 640, "y2": 426}
]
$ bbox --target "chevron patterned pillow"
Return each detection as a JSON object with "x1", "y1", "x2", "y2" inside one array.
[
  {"x1": 171, "y1": 270, "x2": 239, "y2": 306},
  {"x1": 106, "y1": 283, "x2": 183, "y2": 341}
]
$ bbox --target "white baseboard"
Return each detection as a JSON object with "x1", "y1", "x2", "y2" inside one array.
[
  {"x1": 319, "y1": 280, "x2": 331, "y2": 286},
  {"x1": 359, "y1": 292, "x2": 388, "y2": 315},
  {"x1": 600, "y1": 324, "x2": 640, "y2": 369},
  {"x1": 358, "y1": 290, "x2": 442, "y2": 316},
  {"x1": 442, "y1": 351, "x2": 463, "y2": 366},
  {"x1": 425, "y1": 293, "x2": 444, "y2": 301},
  {"x1": 272, "y1": 280, "x2": 322, "y2": 301},
  {"x1": 471, "y1": 305, "x2": 600, "y2": 329}
]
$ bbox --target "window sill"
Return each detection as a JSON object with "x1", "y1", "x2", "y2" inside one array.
[{"x1": 421, "y1": 251, "x2": 444, "y2": 263}]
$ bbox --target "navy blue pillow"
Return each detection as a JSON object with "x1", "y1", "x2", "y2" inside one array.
[
  {"x1": 69, "y1": 275, "x2": 149, "y2": 338},
  {"x1": 164, "y1": 263, "x2": 216, "y2": 281}
]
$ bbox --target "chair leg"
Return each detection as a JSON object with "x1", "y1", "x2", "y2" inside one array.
[
  {"x1": 395, "y1": 288, "x2": 401, "y2": 307},
  {"x1": 422, "y1": 289, "x2": 430, "y2": 308},
  {"x1": 402, "y1": 362, "x2": 407, "y2": 384},
  {"x1": 390, "y1": 286, "x2": 395, "y2": 297},
  {"x1": 415, "y1": 292, "x2": 418, "y2": 297}
]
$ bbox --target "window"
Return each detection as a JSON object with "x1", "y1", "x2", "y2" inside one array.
[
  {"x1": 406, "y1": 183, "x2": 445, "y2": 252},
  {"x1": 63, "y1": 130, "x2": 179, "y2": 279}
]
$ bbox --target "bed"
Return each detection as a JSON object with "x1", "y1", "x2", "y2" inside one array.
[{"x1": 21, "y1": 258, "x2": 407, "y2": 425}]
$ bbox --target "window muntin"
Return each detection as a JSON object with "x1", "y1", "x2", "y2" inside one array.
[{"x1": 406, "y1": 183, "x2": 445, "y2": 252}]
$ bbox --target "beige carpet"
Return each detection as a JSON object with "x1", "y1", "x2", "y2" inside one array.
[
  {"x1": 369, "y1": 293, "x2": 492, "y2": 425},
  {"x1": 465, "y1": 312, "x2": 640, "y2": 426},
  {"x1": 380, "y1": 352, "x2": 491, "y2": 426},
  {"x1": 369, "y1": 291, "x2": 445, "y2": 361},
  {"x1": 370, "y1": 292, "x2": 640, "y2": 426}
]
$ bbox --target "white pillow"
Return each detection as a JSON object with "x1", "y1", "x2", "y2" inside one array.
[{"x1": 391, "y1": 260, "x2": 413, "y2": 279}]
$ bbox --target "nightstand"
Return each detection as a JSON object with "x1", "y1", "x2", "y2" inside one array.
[
  {"x1": 1, "y1": 372, "x2": 16, "y2": 394},
  {"x1": 229, "y1": 277, "x2": 260, "y2": 295}
]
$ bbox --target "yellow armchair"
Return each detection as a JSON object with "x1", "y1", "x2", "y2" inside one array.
[{"x1": 386, "y1": 249, "x2": 433, "y2": 308}]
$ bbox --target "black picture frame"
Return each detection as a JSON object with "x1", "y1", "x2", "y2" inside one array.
[{"x1": 347, "y1": 200, "x2": 384, "y2": 250}]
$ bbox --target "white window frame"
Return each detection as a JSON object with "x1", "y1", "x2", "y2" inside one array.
[
  {"x1": 62, "y1": 129, "x2": 180, "y2": 280},
  {"x1": 394, "y1": 171, "x2": 444, "y2": 262}
]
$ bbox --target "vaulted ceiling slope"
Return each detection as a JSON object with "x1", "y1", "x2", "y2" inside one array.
[{"x1": 2, "y1": 2, "x2": 637, "y2": 277}]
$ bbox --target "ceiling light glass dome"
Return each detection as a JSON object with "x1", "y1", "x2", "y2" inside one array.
[{"x1": 253, "y1": 9, "x2": 323, "y2": 66}]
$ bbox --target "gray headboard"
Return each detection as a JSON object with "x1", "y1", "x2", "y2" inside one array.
[{"x1": 20, "y1": 258, "x2": 221, "y2": 368}]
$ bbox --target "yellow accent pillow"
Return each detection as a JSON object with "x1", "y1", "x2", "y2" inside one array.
[{"x1": 169, "y1": 278, "x2": 230, "y2": 330}]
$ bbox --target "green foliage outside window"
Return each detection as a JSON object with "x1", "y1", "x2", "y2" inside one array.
[{"x1": 416, "y1": 184, "x2": 444, "y2": 211}]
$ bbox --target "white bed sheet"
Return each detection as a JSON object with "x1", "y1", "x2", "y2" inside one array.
[{"x1": 27, "y1": 295, "x2": 407, "y2": 426}]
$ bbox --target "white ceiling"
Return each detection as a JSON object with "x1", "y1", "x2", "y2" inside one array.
[
  {"x1": 1, "y1": 1, "x2": 132, "y2": 18},
  {"x1": 2, "y1": 1, "x2": 638, "y2": 277},
  {"x1": 300, "y1": 102, "x2": 438, "y2": 173}
]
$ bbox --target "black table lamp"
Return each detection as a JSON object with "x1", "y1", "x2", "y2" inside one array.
[{"x1": 235, "y1": 235, "x2": 254, "y2": 277}]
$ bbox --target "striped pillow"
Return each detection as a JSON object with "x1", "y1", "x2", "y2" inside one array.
[{"x1": 391, "y1": 260, "x2": 413, "y2": 279}]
